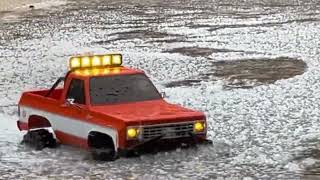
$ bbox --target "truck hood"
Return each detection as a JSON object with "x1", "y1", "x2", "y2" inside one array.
[{"x1": 90, "y1": 99, "x2": 204, "y2": 124}]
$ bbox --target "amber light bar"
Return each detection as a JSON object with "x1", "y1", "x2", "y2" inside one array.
[{"x1": 69, "y1": 54, "x2": 122, "y2": 70}]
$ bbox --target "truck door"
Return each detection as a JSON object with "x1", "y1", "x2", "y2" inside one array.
[{"x1": 55, "y1": 78, "x2": 88, "y2": 147}]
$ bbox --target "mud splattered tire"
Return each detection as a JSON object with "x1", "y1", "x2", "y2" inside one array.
[{"x1": 22, "y1": 129, "x2": 57, "y2": 150}]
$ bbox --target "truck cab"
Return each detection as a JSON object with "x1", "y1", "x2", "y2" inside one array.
[{"x1": 18, "y1": 53, "x2": 208, "y2": 160}]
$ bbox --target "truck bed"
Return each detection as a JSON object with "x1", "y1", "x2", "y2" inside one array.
[{"x1": 24, "y1": 89, "x2": 64, "y2": 101}]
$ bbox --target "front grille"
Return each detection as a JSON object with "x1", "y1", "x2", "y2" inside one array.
[{"x1": 142, "y1": 122, "x2": 194, "y2": 140}]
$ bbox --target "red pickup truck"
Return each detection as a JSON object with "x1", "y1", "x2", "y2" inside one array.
[{"x1": 17, "y1": 54, "x2": 209, "y2": 160}]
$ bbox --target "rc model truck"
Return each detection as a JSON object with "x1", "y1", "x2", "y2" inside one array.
[{"x1": 17, "y1": 53, "x2": 209, "y2": 160}]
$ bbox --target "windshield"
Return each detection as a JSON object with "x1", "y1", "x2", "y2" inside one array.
[{"x1": 90, "y1": 74, "x2": 161, "y2": 105}]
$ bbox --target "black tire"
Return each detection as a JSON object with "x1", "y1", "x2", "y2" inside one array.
[
  {"x1": 22, "y1": 129, "x2": 57, "y2": 150},
  {"x1": 91, "y1": 147, "x2": 117, "y2": 161},
  {"x1": 88, "y1": 132, "x2": 117, "y2": 161}
]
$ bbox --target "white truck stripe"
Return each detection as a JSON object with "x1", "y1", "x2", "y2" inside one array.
[{"x1": 19, "y1": 106, "x2": 119, "y2": 150}]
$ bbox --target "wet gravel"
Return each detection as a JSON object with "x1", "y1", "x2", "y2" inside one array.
[{"x1": 0, "y1": 0, "x2": 320, "y2": 179}]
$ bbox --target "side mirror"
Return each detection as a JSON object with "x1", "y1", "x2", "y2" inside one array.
[
  {"x1": 64, "y1": 98, "x2": 83, "y2": 111},
  {"x1": 66, "y1": 98, "x2": 75, "y2": 106},
  {"x1": 161, "y1": 92, "x2": 167, "y2": 98}
]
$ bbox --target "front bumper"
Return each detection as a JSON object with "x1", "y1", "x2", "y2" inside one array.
[{"x1": 118, "y1": 134, "x2": 212, "y2": 157}]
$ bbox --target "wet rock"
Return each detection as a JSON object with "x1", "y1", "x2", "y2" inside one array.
[
  {"x1": 290, "y1": 149, "x2": 320, "y2": 179},
  {"x1": 165, "y1": 57, "x2": 307, "y2": 89},
  {"x1": 94, "y1": 30, "x2": 184, "y2": 44},
  {"x1": 210, "y1": 57, "x2": 307, "y2": 88},
  {"x1": 164, "y1": 46, "x2": 241, "y2": 57},
  {"x1": 207, "y1": 18, "x2": 320, "y2": 32},
  {"x1": 293, "y1": 149, "x2": 320, "y2": 161},
  {"x1": 165, "y1": 79, "x2": 202, "y2": 88}
]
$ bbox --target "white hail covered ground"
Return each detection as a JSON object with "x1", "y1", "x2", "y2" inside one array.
[{"x1": 0, "y1": 0, "x2": 320, "y2": 179}]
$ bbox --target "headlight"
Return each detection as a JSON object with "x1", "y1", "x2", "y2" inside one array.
[
  {"x1": 127, "y1": 127, "x2": 140, "y2": 139},
  {"x1": 194, "y1": 121, "x2": 206, "y2": 133}
]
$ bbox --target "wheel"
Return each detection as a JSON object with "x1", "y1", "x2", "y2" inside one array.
[
  {"x1": 91, "y1": 147, "x2": 117, "y2": 161},
  {"x1": 22, "y1": 129, "x2": 57, "y2": 150},
  {"x1": 88, "y1": 132, "x2": 118, "y2": 161}
]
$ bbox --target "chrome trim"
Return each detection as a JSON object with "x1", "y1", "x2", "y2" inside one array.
[
  {"x1": 141, "y1": 121, "x2": 201, "y2": 127},
  {"x1": 141, "y1": 121, "x2": 205, "y2": 140}
]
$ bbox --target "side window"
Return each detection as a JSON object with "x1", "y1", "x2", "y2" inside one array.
[{"x1": 66, "y1": 79, "x2": 85, "y2": 104}]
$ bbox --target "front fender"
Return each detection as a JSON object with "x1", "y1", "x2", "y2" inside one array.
[{"x1": 87, "y1": 126, "x2": 119, "y2": 151}]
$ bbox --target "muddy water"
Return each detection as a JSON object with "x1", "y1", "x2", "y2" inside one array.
[{"x1": 0, "y1": 0, "x2": 320, "y2": 179}]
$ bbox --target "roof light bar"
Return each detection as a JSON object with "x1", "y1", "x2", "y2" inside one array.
[{"x1": 69, "y1": 54, "x2": 122, "y2": 70}]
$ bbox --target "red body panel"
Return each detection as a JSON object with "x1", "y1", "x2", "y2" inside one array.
[
  {"x1": 90, "y1": 100, "x2": 204, "y2": 125},
  {"x1": 55, "y1": 130, "x2": 89, "y2": 149}
]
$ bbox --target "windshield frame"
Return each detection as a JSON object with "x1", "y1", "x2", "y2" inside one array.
[{"x1": 89, "y1": 73, "x2": 162, "y2": 106}]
